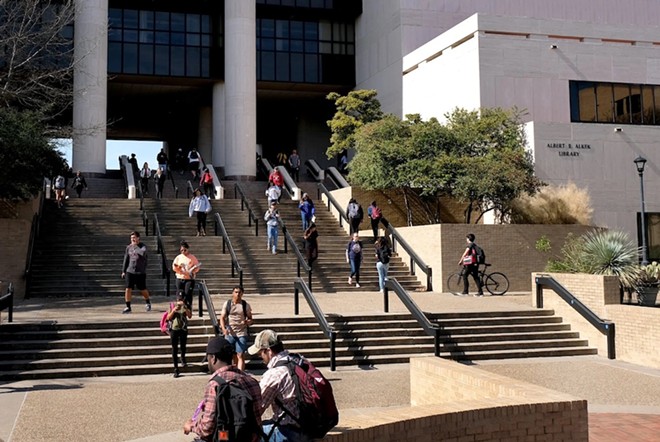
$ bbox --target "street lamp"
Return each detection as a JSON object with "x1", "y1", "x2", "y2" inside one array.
[{"x1": 634, "y1": 156, "x2": 649, "y2": 265}]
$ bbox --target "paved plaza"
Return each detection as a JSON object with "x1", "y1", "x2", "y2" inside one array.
[{"x1": 1, "y1": 290, "x2": 659, "y2": 441}]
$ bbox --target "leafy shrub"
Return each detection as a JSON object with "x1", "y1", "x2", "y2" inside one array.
[{"x1": 509, "y1": 182, "x2": 592, "y2": 224}]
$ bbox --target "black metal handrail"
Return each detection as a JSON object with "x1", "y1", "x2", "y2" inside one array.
[
  {"x1": 213, "y1": 212, "x2": 244, "y2": 287},
  {"x1": 382, "y1": 219, "x2": 433, "y2": 291},
  {"x1": 383, "y1": 278, "x2": 441, "y2": 356},
  {"x1": 24, "y1": 180, "x2": 47, "y2": 299},
  {"x1": 186, "y1": 180, "x2": 195, "y2": 198},
  {"x1": 0, "y1": 282, "x2": 14, "y2": 323},
  {"x1": 197, "y1": 279, "x2": 221, "y2": 335},
  {"x1": 166, "y1": 166, "x2": 179, "y2": 198},
  {"x1": 279, "y1": 218, "x2": 313, "y2": 289},
  {"x1": 304, "y1": 159, "x2": 324, "y2": 181},
  {"x1": 316, "y1": 183, "x2": 349, "y2": 229},
  {"x1": 152, "y1": 214, "x2": 171, "y2": 297},
  {"x1": 234, "y1": 183, "x2": 259, "y2": 236},
  {"x1": 141, "y1": 208, "x2": 149, "y2": 236},
  {"x1": 293, "y1": 278, "x2": 336, "y2": 371},
  {"x1": 325, "y1": 166, "x2": 349, "y2": 189},
  {"x1": 535, "y1": 275, "x2": 616, "y2": 359}
]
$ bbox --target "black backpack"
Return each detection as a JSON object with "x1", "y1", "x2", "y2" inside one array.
[
  {"x1": 212, "y1": 376, "x2": 261, "y2": 442},
  {"x1": 473, "y1": 243, "x2": 486, "y2": 264}
]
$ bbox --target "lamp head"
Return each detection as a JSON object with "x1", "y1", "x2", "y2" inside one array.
[{"x1": 634, "y1": 156, "x2": 647, "y2": 173}]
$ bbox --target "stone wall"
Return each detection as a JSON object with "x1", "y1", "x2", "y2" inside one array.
[
  {"x1": 325, "y1": 357, "x2": 588, "y2": 442},
  {"x1": 533, "y1": 273, "x2": 660, "y2": 369}
]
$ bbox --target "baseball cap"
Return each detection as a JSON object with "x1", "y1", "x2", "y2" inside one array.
[
  {"x1": 206, "y1": 336, "x2": 232, "y2": 355},
  {"x1": 247, "y1": 329, "x2": 280, "y2": 355}
]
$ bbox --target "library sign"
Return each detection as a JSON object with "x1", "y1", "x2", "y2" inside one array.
[{"x1": 546, "y1": 142, "x2": 592, "y2": 157}]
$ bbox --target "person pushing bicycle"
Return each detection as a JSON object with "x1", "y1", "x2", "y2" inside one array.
[{"x1": 458, "y1": 233, "x2": 484, "y2": 296}]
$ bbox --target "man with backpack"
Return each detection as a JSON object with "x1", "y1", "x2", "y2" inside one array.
[
  {"x1": 458, "y1": 233, "x2": 485, "y2": 297},
  {"x1": 220, "y1": 286, "x2": 253, "y2": 371},
  {"x1": 184, "y1": 336, "x2": 263, "y2": 442},
  {"x1": 248, "y1": 329, "x2": 339, "y2": 442}
]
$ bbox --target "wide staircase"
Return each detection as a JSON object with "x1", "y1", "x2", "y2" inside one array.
[{"x1": 0, "y1": 176, "x2": 599, "y2": 380}]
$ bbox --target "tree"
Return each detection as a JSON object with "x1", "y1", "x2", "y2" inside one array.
[
  {"x1": 326, "y1": 90, "x2": 542, "y2": 224},
  {"x1": 0, "y1": 0, "x2": 75, "y2": 113},
  {"x1": 326, "y1": 90, "x2": 383, "y2": 159},
  {"x1": 0, "y1": 107, "x2": 68, "y2": 202}
]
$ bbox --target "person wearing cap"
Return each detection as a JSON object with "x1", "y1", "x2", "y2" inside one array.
[
  {"x1": 167, "y1": 291, "x2": 192, "y2": 378},
  {"x1": 184, "y1": 336, "x2": 262, "y2": 441},
  {"x1": 189, "y1": 187, "x2": 212, "y2": 236},
  {"x1": 172, "y1": 241, "x2": 201, "y2": 307},
  {"x1": 248, "y1": 329, "x2": 311, "y2": 442}
]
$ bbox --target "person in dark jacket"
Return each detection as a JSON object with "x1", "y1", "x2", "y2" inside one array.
[{"x1": 375, "y1": 236, "x2": 392, "y2": 292}]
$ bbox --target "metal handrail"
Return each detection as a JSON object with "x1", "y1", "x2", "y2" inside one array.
[
  {"x1": 382, "y1": 219, "x2": 433, "y2": 291},
  {"x1": 186, "y1": 180, "x2": 195, "y2": 198},
  {"x1": 535, "y1": 275, "x2": 616, "y2": 359},
  {"x1": 383, "y1": 278, "x2": 441, "y2": 356},
  {"x1": 141, "y1": 208, "x2": 149, "y2": 237},
  {"x1": 166, "y1": 166, "x2": 179, "y2": 198},
  {"x1": 279, "y1": 218, "x2": 313, "y2": 289},
  {"x1": 293, "y1": 278, "x2": 336, "y2": 371},
  {"x1": 152, "y1": 214, "x2": 171, "y2": 297},
  {"x1": 304, "y1": 159, "x2": 324, "y2": 181},
  {"x1": 197, "y1": 279, "x2": 221, "y2": 335},
  {"x1": 213, "y1": 212, "x2": 244, "y2": 287},
  {"x1": 325, "y1": 166, "x2": 349, "y2": 188},
  {"x1": 0, "y1": 282, "x2": 14, "y2": 323},
  {"x1": 234, "y1": 183, "x2": 259, "y2": 236},
  {"x1": 316, "y1": 183, "x2": 349, "y2": 229}
]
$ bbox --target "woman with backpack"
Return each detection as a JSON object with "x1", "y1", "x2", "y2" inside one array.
[
  {"x1": 346, "y1": 232, "x2": 363, "y2": 288},
  {"x1": 346, "y1": 198, "x2": 363, "y2": 235},
  {"x1": 200, "y1": 167, "x2": 214, "y2": 197},
  {"x1": 367, "y1": 201, "x2": 383, "y2": 238},
  {"x1": 374, "y1": 236, "x2": 392, "y2": 293},
  {"x1": 167, "y1": 291, "x2": 192, "y2": 378}
]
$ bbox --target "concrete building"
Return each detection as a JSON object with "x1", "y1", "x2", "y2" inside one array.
[{"x1": 71, "y1": 0, "x2": 660, "y2": 257}]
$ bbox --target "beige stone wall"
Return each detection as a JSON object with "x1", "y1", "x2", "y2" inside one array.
[
  {"x1": 325, "y1": 357, "x2": 588, "y2": 442},
  {"x1": 534, "y1": 273, "x2": 660, "y2": 368},
  {"x1": 0, "y1": 197, "x2": 40, "y2": 300}
]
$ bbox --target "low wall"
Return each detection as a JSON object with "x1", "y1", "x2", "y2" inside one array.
[
  {"x1": 533, "y1": 273, "x2": 660, "y2": 369},
  {"x1": 325, "y1": 357, "x2": 588, "y2": 442}
]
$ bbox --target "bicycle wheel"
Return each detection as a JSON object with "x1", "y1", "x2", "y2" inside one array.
[
  {"x1": 484, "y1": 272, "x2": 509, "y2": 296},
  {"x1": 446, "y1": 272, "x2": 465, "y2": 296}
]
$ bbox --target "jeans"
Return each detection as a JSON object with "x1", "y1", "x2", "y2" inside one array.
[
  {"x1": 376, "y1": 261, "x2": 389, "y2": 291},
  {"x1": 268, "y1": 225, "x2": 279, "y2": 253},
  {"x1": 349, "y1": 257, "x2": 361, "y2": 283},
  {"x1": 262, "y1": 423, "x2": 310, "y2": 442},
  {"x1": 301, "y1": 213, "x2": 311, "y2": 231}
]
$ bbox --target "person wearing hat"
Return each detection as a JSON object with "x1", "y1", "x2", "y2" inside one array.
[
  {"x1": 167, "y1": 291, "x2": 192, "y2": 378},
  {"x1": 184, "y1": 336, "x2": 263, "y2": 441},
  {"x1": 248, "y1": 330, "x2": 311, "y2": 442},
  {"x1": 189, "y1": 187, "x2": 212, "y2": 236}
]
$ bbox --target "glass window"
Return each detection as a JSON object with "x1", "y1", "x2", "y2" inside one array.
[
  {"x1": 305, "y1": 40, "x2": 318, "y2": 52},
  {"x1": 155, "y1": 12, "x2": 169, "y2": 30},
  {"x1": 139, "y1": 10, "x2": 154, "y2": 29},
  {"x1": 261, "y1": 52, "x2": 275, "y2": 81},
  {"x1": 646, "y1": 213, "x2": 660, "y2": 261},
  {"x1": 201, "y1": 35, "x2": 211, "y2": 47},
  {"x1": 201, "y1": 15, "x2": 211, "y2": 33},
  {"x1": 155, "y1": 45, "x2": 169, "y2": 75},
  {"x1": 155, "y1": 32, "x2": 169, "y2": 44},
  {"x1": 109, "y1": 9, "x2": 123, "y2": 27},
  {"x1": 123, "y1": 43, "x2": 138, "y2": 74},
  {"x1": 304, "y1": 22, "x2": 318, "y2": 40},
  {"x1": 171, "y1": 46, "x2": 185, "y2": 76},
  {"x1": 276, "y1": 39, "x2": 289, "y2": 51},
  {"x1": 261, "y1": 19, "x2": 275, "y2": 38},
  {"x1": 319, "y1": 42, "x2": 331, "y2": 53},
  {"x1": 613, "y1": 84, "x2": 632, "y2": 123},
  {"x1": 595, "y1": 84, "x2": 613, "y2": 123},
  {"x1": 305, "y1": 53, "x2": 318, "y2": 82},
  {"x1": 187, "y1": 34, "x2": 201, "y2": 46},
  {"x1": 171, "y1": 13, "x2": 185, "y2": 32},
  {"x1": 108, "y1": 42, "x2": 122, "y2": 72},
  {"x1": 186, "y1": 47, "x2": 200, "y2": 77},
  {"x1": 139, "y1": 44, "x2": 154, "y2": 74},
  {"x1": 296, "y1": 0, "x2": 311, "y2": 7},
  {"x1": 291, "y1": 53, "x2": 304, "y2": 82},
  {"x1": 171, "y1": 32, "x2": 185, "y2": 46},
  {"x1": 109, "y1": 28, "x2": 122, "y2": 42},
  {"x1": 187, "y1": 14, "x2": 201, "y2": 33},
  {"x1": 654, "y1": 86, "x2": 660, "y2": 125},
  {"x1": 124, "y1": 10, "x2": 138, "y2": 29},
  {"x1": 140, "y1": 31, "x2": 154, "y2": 44},
  {"x1": 641, "y1": 85, "x2": 655, "y2": 124},
  {"x1": 291, "y1": 40, "x2": 304, "y2": 53},
  {"x1": 276, "y1": 20, "x2": 289, "y2": 38},
  {"x1": 201, "y1": 48, "x2": 210, "y2": 77},
  {"x1": 319, "y1": 21, "x2": 331, "y2": 41},
  {"x1": 124, "y1": 30, "x2": 138, "y2": 43},
  {"x1": 261, "y1": 38, "x2": 275, "y2": 51},
  {"x1": 276, "y1": 52, "x2": 290, "y2": 81},
  {"x1": 291, "y1": 21, "x2": 304, "y2": 40}
]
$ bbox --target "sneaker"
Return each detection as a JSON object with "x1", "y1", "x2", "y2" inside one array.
[
  {"x1": 355, "y1": 283, "x2": 361, "y2": 288},
  {"x1": 272, "y1": 250, "x2": 277, "y2": 255},
  {"x1": 173, "y1": 369, "x2": 180, "y2": 378},
  {"x1": 145, "y1": 303, "x2": 152, "y2": 312},
  {"x1": 122, "y1": 307, "x2": 132, "y2": 314},
  {"x1": 181, "y1": 358, "x2": 188, "y2": 367},
  {"x1": 348, "y1": 276, "x2": 352, "y2": 285},
  {"x1": 474, "y1": 293, "x2": 484, "y2": 297}
]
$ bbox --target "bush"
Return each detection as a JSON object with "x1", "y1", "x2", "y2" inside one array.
[{"x1": 509, "y1": 182, "x2": 592, "y2": 224}]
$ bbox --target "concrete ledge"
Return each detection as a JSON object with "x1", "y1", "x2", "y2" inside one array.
[{"x1": 324, "y1": 357, "x2": 588, "y2": 441}]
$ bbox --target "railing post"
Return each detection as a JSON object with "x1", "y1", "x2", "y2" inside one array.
[
  {"x1": 297, "y1": 261, "x2": 301, "y2": 277},
  {"x1": 231, "y1": 261, "x2": 235, "y2": 278},
  {"x1": 535, "y1": 278, "x2": 544, "y2": 308},
  {"x1": 427, "y1": 268, "x2": 433, "y2": 291},
  {"x1": 383, "y1": 287, "x2": 389, "y2": 313},
  {"x1": 434, "y1": 329, "x2": 440, "y2": 357},
  {"x1": 330, "y1": 331, "x2": 336, "y2": 372},
  {"x1": 308, "y1": 270, "x2": 312, "y2": 291},
  {"x1": 607, "y1": 323, "x2": 616, "y2": 359},
  {"x1": 294, "y1": 287, "x2": 300, "y2": 315},
  {"x1": 239, "y1": 270, "x2": 243, "y2": 288},
  {"x1": 410, "y1": 257, "x2": 415, "y2": 275},
  {"x1": 198, "y1": 290, "x2": 204, "y2": 318},
  {"x1": 255, "y1": 217, "x2": 259, "y2": 237}
]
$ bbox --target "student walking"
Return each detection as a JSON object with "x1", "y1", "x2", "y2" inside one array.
[
  {"x1": 264, "y1": 202, "x2": 280, "y2": 254},
  {"x1": 71, "y1": 171, "x2": 88, "y2": 198},
  {"x1": 367, "y1": 200, "x2": 384, "y2": 238},
  {"x1": 154, "y1": 168, "x2": 166, "y2": 199},
  {"x1": 458, "y1": 233, "x2": 484, "y2": 296},
  {"x1": 303, "y1": 223, "x2": 319, "y2": 267},
  {"x1": 375, "y1": 236, "x2": 392, "y2": 293},
  {"x1": 139, "y1": 162, "x2": 151, "y2": 196},
  {"x1": 346, "y1": 232, "x2": 363, "y2": 288},
  {"x1": 167, "y1": 291, "x2": 192, "y2": 378},
  {"x1": 298, "y1": 193, "x2": 315, "y2": 231},
  {"x1": 120, "y1": 231, "x2": 152, "y2": 313},
  {"x1": 220, "y1": 286, "x2": 254, "y2": 371},
  {"x1": 346, "y1": 198, "x2": 363, "y2": 235},
  {"x1": 189, "y1": 188, "x2": 212, "y2": 236},
  {"x1": 288, "y1": 149, "x2": 301, "y2": 181},
  {"x1": 172, "y1": 241, "x2": 201, "y2": 307}
]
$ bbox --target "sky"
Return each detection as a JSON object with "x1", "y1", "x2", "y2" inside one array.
[{"x1": 53, "y1": 139, "x2": 163, "y2": 170}]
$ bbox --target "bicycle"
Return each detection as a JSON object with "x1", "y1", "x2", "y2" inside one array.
[{"x1": 446, "y1": 263, "x2": 510, "y2": 296}]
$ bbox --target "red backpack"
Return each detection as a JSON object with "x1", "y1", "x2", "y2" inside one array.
[
  {"x1": 159, "y1": 303, "x2": 175, "y2": 334},
  {"x1": 273, "y1": 354, "x2": 339, "y2": 439}
]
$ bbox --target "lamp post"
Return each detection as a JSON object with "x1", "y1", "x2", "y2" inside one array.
[{"x1": 634, "y1": 156, "x2": 649, "y2": 265}]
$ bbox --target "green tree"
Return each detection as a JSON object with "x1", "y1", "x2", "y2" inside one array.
[
  {"x1": 326, "y1": 90, "x2": 384, "y2": 159},
  {"x1": 0, "y1": 108, "x2": 67, "y2": 201}
]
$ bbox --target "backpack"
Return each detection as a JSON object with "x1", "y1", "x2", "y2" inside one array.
[
  {"x1": 54, "y1": 176, "x2": 65, "y2": 189},
  {"x1": 204, "y1": 172, "x2": 213, "y2": 184},
  {"x1": 190, "y1": 150, "x2": 199, "y2": 159},
  {"x1": 370, "y1": 206, "x2": 381, "y2": 219},
  {"x1": 224, "y1": 300, "x2": 248, "y2": 324},
  {"x1": 473, "y1": 244, "x2": 486, "y2": 265},
  {"x1": 212, "y1": 376, "x2": 261, "y2": 442},
  {"x1": 347, "y1": 202, "x2": 359, "y2": 219},
  {"x1": 159, "y1": 302, "x2": 175, "y2": 335},
  {"x1": 274, "y1": 354, "x2": 339, "y2": 439}
]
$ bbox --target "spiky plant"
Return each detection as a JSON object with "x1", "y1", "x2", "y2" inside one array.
[{"x1": 580, "y1": 230, "x2": 642, "y2": 290}]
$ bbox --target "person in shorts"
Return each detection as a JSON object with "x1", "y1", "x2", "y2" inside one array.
[
  {"x1": 121, "y1": 231, "x2": 152, "y2": 313},
  {"x1": 219, "y1": 286, "x2": 253, "y2": 371}
]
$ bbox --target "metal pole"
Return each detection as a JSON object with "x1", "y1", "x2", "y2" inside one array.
[{"x1": 639, "y1": 169, "x2": 649, "y2": 265}]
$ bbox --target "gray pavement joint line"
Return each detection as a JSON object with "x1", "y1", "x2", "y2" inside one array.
[{"x1": 4, "y1": 389, "x2": 27, "y2": 442}]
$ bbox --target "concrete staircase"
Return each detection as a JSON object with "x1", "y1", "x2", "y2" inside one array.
[{"x1": 0, "y1": 309, "x2": 597, "y2": 380}]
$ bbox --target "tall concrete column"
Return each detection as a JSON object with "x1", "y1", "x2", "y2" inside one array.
[
  {"x1": 224, "y1": 0, "x2": 256, "y2": 180},
  {"x1": 72, "y1": 0, "x2": 108, "y2": 174},
  {"x1": 212, "y1": 82, "x2": 226, "y2": 175},
  {"x1": 198, "y1": 107, "x2": 213, "y2": 165}
]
